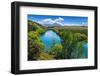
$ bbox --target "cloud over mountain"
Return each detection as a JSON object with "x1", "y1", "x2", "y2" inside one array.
[{"x1": 38, "y1": 17, "x2": 64, "y2": 26}]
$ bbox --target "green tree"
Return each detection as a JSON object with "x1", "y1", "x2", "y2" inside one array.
[
  {"x1": 28, "y1": 31, "x2": 45, "y2": 60},
  {"x1": 59, "y1": 30, "x2": 87, "y2": 59},
  {"x1": 51, "y1": 44, "x2": 63, "y2": 59}
]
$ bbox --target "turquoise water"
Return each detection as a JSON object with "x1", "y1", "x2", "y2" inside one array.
[
  {"x1": 40, "y1": 30, "x2": 61, "y2": 50},
  {"x1": 83, "y1": 43, "x2": 88, "y2": 58},
  {"x1": 40, "y1": 30, "x2": 88, "y2": 58}
]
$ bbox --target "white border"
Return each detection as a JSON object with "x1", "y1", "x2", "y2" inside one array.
[{"x1": 20, "y1": 6, "x2": 95, "y2": 70}]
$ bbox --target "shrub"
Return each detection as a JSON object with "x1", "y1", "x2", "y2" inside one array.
[{"x1": 28, "y1": 31, "x2": 45, "y2": 60}]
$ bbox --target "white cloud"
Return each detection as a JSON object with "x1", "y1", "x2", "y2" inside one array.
[
  {"x1": 38, "y1": 17, "x2": 64, "y2": 26},
  {"x1": 41, "y1": 18, "x2": 54, "y2": 24},
  {"x1": 54, "y1": 17, "x2": 64, "y2": 22},
  {"x1": 56, "y1": 22, "x2": 63, "y2": 26},
  {"x1": 82, "y1": 22, "x2": 87, "y2": 25}
]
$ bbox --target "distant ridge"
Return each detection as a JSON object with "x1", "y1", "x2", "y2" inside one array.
[
  {"x1": 28, "y1": 20, "x2": 87, "y2": 31},
  {"x1": 28, "y1": 20, "x2": 46, "y2": 31}
]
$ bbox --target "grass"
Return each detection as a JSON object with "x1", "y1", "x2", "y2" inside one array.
[{"x1": 39, "y1": 51, "x2": 54, "y2": 60}]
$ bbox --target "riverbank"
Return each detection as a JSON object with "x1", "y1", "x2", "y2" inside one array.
[{"x1": 28, "y1": 20, "x2": 88, "y2": 60}]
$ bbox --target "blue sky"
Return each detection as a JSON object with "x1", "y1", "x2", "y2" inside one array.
[{"x1": 28, "y1": 14, "x2": 88, "y2": 26}]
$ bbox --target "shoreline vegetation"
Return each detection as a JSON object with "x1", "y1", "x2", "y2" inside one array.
[{"x1": 28, "y1": 20, "x2": 88, "y2": 61}]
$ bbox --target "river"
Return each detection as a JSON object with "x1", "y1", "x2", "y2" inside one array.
[
  {"x1": 40, "y1": 30, "x2": 88, "y2": 58},
  {"x1": 40, "y1": 30, "x2": 61, "y2": 50}
]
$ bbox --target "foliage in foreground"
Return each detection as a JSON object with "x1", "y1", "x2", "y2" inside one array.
[
  {"x1": 58, "y1": 30, "x2": 87, "y2": 59},
  {"x1": 28, "y1": 20, "x2": 88, "y2": 60}
]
